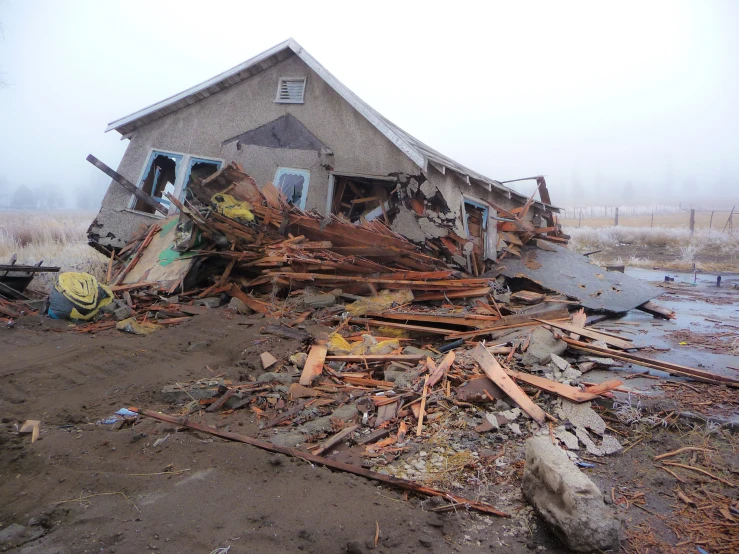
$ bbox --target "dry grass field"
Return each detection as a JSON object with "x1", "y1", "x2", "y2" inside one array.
[
  {"x1": 560, "y1": 209, "x2": 734, "y2": 230},
  {"x1": 0, "y1": 210, "x2": 107, "y2": 293},
  {"x1": 561, "y1": 209, "x2": 738, "y2": 272}
]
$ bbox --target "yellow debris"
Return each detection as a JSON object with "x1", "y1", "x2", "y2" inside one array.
[
  {"x1": 327, "y1": 332, "x2": 353, "y2": 355},
  {"x1": 116, "y1": 318, "x2": 162, "y2": 335},
  {"x1": 345, "y1": 289, "x2": 414, "y2": 316},
  {"x1": 211, "y1": 193, "x2": 255, "y2": 223}
]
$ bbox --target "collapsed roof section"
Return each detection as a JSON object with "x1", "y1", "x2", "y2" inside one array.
[{"x1": 105, "y1": 39, "x2": 556, "y2": 211}]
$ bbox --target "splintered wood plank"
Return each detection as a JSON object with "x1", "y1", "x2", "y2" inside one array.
[
  {"x1": 413, "y1": 287, "x2": 493, "y2": 301},
  {"x1": 325, "y1": 355, "x2": 424, "y2": 362},
  {"x1": 299, "y1": 341, "x2": 328, "y2": 386},
  {"x1": 228, "y1": 284, "x2": 270, "y2": 314},
  {"x1": 505, "y1": 369, "x2": 600, "y2": 402},
  {"x1": 428, "y1": 351, "x2": 455, "y2": 387},
  {"x1": 533, "y1": 319, "x2": 634, "y2": 350},
  {"x1": 416, "y1": 375, "x2": 430, "y2": 436},
  {"x1": 471, "y1": 343, "x2": 547, "y2": 424},
  {"x1": 313, "y1": 424, "x2": 360, "y2": 456}
]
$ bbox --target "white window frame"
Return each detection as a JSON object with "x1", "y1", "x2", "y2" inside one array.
[
  {"x1": 172, "y1": 155, "x2": 224, "y2": 213},
  {"x1": 127, "y1": 149, "x2": 185, "y2": 217},
  {"x1": 127, "y1": 149, "x2": 223, "y2": 217},
  {"x1": 275, "y1": 76, "x2": 306, "y2": 104},
  {"x1": 274, "y1": 167, "x2": 310, "y2": 209}
]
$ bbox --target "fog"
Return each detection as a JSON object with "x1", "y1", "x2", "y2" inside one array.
[{"x1": 1, "y1": 0, "x2": 737, "y2": 210}]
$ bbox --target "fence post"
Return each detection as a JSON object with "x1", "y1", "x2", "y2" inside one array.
[
  {"x1": 614, "y1": 207, "x2": 619, "y2": 226},
  {"x1": 709, "y1": 211, "x2": 714, "y2": 229},
  {"x1": 689, "y1": 209, "x2": 695, "y2": 234}
]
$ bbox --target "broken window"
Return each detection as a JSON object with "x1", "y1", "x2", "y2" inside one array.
[
  {"x1": 181, "y1": 158, "x2": 222, "y2": 201},
  {"x1": 330, "y1": 175, "x2": 396, "y2": 224},
  {"x1": 463, "y1": 198, "x2": 488, "y2": 256},
  {"x1": 133, "y1": 151, "x2": 182, "y2": 214},
  {"x1": 274, "y1": 168, "x2": 310, "y2": 209}
]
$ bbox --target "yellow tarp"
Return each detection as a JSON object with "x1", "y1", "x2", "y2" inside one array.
[{"x1": 211, "y1": 193, "x2": 255, "y2": 223}]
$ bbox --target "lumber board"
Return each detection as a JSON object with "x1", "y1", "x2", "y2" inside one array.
[
  {"x1": 313, "y1": 424, "x2": 360, "y2": 456},
  {"x1": 366, "y1": 311, "x2": 498, "y2": 329},
  {"x1": 412, "y1": 287, "x2": 492, "y2": 301},
  {"x1": 299, "y1": 341, "x2": 327, "y2": 386},
  {"x1": 340, "y1": 317, "x2": 457, "y2": 335},
  {"x1": 325, "y1": 355, "x2": 423, "y2": 362},
  {"x1": 86, "y1": 154, "x2": 168, "y2": 215},
  {"x1": 131, "y1": 408, "x2": 509, "y2": 517},
  {"x1": 562, "y1": 338, "x2": 739, "y2": 387},
  {"x1": 504, "y1": 369, "x2": 600, "y2": 402},
  {"x1": 471, "y1": 343, "x2": 547, "y2": 424},
  {"x1": 533, "y1": 319, "x2": 634, "y2": 350}
]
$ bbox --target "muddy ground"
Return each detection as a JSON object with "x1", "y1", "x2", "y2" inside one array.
[{"x1": 1, "y1": 291, "x2": 738, "y2": 553}]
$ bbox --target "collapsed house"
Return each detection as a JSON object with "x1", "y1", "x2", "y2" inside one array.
[{"x1": 88, "y1": 38, "x2": 561, "y2": 274}]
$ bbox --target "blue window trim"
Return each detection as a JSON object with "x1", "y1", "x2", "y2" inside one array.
[
  {"x1": 274, "y1": 167, "x2": 310, "y2": 210},
  {"x1": 134, "y1": 150, "x2": 183, "y2": 209},
  {"x1": 181, "y1": 157, "x2": 223, "y2": 200}
]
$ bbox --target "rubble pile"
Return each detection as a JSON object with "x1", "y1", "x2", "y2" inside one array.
[{"x1": 5, "y1": 163, "x2": 738, "y2": 549}]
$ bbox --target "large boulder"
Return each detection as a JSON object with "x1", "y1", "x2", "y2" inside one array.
[{"x1": 522, "y1": 436, "x2": 620, "y2": 552}]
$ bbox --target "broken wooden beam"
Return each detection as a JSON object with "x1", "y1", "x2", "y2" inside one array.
[
  {"x1": 86, "y1": 154, "x2": 168, "y2": 216},
  {"x1": 471, "y1": 343, "x2": 548, "y2": 424},
  {"x1": 562, "y1": 337, "x2": 739, "y2": 387},
  {"x1": 130, "y1": 407, "x2": 510, "y2": 517},
  {"x1": 533, "y1": 319, "x2": 635, "y2": 350}
]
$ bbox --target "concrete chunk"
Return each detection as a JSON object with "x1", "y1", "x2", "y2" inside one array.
[{"x1": 523, "y1": 436, "x2": 620, "y2": 552}]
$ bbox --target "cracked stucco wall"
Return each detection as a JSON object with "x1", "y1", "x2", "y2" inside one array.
[{"x1": 91, "y1": 53, "x2": 418, "y2": 247}]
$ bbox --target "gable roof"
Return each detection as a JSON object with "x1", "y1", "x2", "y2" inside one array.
[{"x1": 106, "y1": 39, "x2": 550, "y2": 207}]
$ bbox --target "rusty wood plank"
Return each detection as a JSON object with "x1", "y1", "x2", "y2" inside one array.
[
  {"x1": 299, "y1": 341, "x2": 327, "y2": 386},
  {"x1": 471, "y1": 343, "x2": 547, "y2": 424}
]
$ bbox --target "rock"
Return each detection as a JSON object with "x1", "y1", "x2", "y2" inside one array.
[
  {"x1": 554, "y1": 427, "x2": 579, "y2": 450},
  {"x1": 187, "y1": 341, "x2": 210, "y2": 353},
  {"x1": 550, "y1": 354, "x2": 571, "y2": 372},
  {"x1": 522, "y1": 328, "x2": 567, "y2": 365},
  {"x1": 483, "y1": 413, "x2": 500, "y2": 430},
  {"x1": 555, "y1": 400, "x2": 606, "y2": 435},
  {"x1": 522, "y1": 436, "x2": 620, "y2": 552},
  {"x1": 289, "y1": 352, "x2": 308, "y2": 369},
  {"x1": 402, "y1": 346, "x2": 438, "y2": 358},
  {"x1": 193, "y1": 297, "x2": 221, "y2": 308},
  {"x1": 302, "y1": 293, "x2": 336, "y2": 309},
  {"x1": 228, "y1": 297, "x2": 254, "y2": 315},
  {"x1": 508, "y1": 422, "x2": 523, "y2": 436},
  {"x1": 383, "y1": 367, "x2": 419, "y2": 389},
  {"x1": 497, "y1": 408, "x2": 521, "y2": 423},
  {"x1": 113, "y1": 305, "x2": 133, "y2": 321},
  {"x1": 560, "y1": 367, "x2": 582, "y2": 382},
  {"x1": 257, "y1": 372, "x2": 294, "y2": 384},
  {"x1": 0, "y1": 524, "x2": 26, "y2": 547}
]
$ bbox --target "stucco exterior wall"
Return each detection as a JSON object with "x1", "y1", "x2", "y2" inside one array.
[{"x1": 91, "y1": 53, "x2": 419, "y2": 247}]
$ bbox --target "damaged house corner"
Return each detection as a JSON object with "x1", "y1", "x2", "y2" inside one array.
[{"x1": 4, "y1": 38, "x2": 739, "y2": 554}]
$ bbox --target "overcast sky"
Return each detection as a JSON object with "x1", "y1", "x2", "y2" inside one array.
[{"x1": 1, "y1": 0, "x2": 737, "y2": 208}]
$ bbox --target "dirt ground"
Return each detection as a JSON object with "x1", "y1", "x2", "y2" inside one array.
[{"x1": 1, "y1": 309, "x2": 737, "y2": 553}]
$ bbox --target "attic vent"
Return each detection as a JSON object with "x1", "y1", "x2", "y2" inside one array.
[{"x1": 275, "y1": 77, "x2": 306, "y2": 104}]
